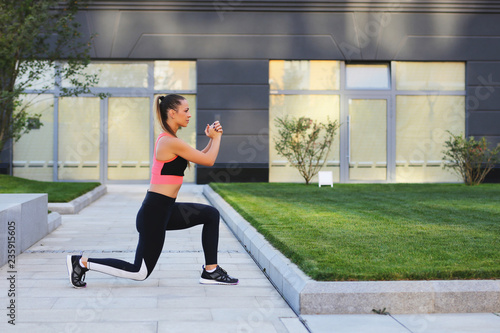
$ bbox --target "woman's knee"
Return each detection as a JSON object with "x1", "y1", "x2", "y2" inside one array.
[
  {"x1": 134, "y1": 270, "x2": 149, "y2": 281},
  {"x1": 132, "y1": 258, "x2": 151, "y2": 281},
  {"x1": 207, "y1": 206, "x2": 220, "y2": 223}
]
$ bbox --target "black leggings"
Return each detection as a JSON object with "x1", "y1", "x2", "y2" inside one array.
[{"x1": 87, "y1": 191, "x2": 220, "y2": 280}]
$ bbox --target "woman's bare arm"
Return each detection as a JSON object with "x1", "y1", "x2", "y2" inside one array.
[{"x1": 157, "y1": 125, "x2": 222, "y2": 166}]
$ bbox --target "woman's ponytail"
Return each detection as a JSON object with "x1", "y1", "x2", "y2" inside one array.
[{"x1": 155, "y1": 94, "x2": 186, "y2": 137}]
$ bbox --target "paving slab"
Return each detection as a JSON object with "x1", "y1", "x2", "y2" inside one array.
[
  {"x1": 301, "y1": 314, "x2": 409, "y2": 333},
  {"x1": 302, "y1": 313, "x2": 500, "y2": 333},
  {"x1": 394, "y1": 313, "x2": 500, "y2": 333},
  {"x1": 0, "y1": 184, "x2": 299, "y2": 333}
]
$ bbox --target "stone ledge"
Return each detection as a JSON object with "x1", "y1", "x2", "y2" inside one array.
[
  {"x1": 48, "y1": 211, "x2": 62, "y2": 233},
  {"x1": 0, "y1": 194, "x2": 55, "y2": 267},
  {"x1": 301, "y1": 280, "x2": 500, "y2": 314},
  {"x1": 203, "y1": 185, "x2": 500, "y2": 315},
  {"x1": 48, "y1": 185, "x2": 107, "y2": 214}
]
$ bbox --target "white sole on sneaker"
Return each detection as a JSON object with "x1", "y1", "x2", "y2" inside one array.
[
  {"x1": 66, "y1": 255, "x2": 74, "y2": 287},
  {"x1": 66, "y1": 255, "x2": 85, "y2": 289},
  {"x1": 199, "y1": 278, "x2": 238, "y2": 285}
]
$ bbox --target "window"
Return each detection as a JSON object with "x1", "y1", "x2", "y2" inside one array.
[
  {"x1": 346, "y1": 64, "x2": 390, "y2": 89},
  {"x1": 16, "y1": 61, "x2": 55, "y2": 91},
  {"x1": 348, "y1": 99, "x2": 387, "y2": 181},
  {"x1": 58, "y1": 97, "x2": 101, "y2": 180},
  {"x1": 154, "y1": 61, "x2": 197, "y2": 183},
  {"x1": 395, "y1": 62, "x2": 465, "y2": 182},
  {"x1": 269, "y1": 60, "x2": 341, "y2": 183},
  {"x1": 13, "y1": 95, "x2": 54, "y2": 181},
  {"x1": 108, "y1": 97, "x2": 150, "y2": 180},
  {"x1": 269, "y1": 60, "x2": 466, "y2": 184},
  {"x1": 270, "y1": 60, "x2": 340, "y2": 91},
  {"x1": 15, "y1": 60, "x2": 197, "y2": 183},
  {"x1": 63, "y1": 63, "x2": 149, "y2": 88},
  {"x1": 154, "y1": 61, "x2": 197, "y2": 90},
  {"x1": 396, "y1": 62, "x2": 465, "y2": 91}
]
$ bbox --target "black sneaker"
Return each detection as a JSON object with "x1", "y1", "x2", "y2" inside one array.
[
  {"x1": 66, "y1": 255, "x2": 89, "y2": 288},
  {"x1": 199, "y1": 265, "x2": 238, "y2": 285}
]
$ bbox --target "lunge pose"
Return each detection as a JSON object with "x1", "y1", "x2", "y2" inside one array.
[{"x1": 66, "y1": 94, "x2": 238, "y2": 288}]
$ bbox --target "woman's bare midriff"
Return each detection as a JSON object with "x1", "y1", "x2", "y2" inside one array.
[{"x1": 149, "y1": 183, "x2": 183, "y2": 199}]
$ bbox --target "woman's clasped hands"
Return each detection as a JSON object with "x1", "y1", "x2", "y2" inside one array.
[{"x1": 206, "y1": 120, "x2": 223, "y2": 137}]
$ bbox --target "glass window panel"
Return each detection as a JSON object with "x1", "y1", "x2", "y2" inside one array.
[
  {"x1": 13, "y1": 94, "x2": 54, "y2": 181},
  {"x1": 396, "y1": 95, "x2": 465, "y2": 182},
  {"x1": 349, "y1": 99, "x2": 387, "y2": 181},
  {"x1": 16, "y1": 61, "x2": 55, "y2": 90},
  {"x1": 396, "y1": 62, "x2": 465, "y2": 91},
  {"x1": 154, "y1": 61, "x2": 197, "y2": 90},
  {"x1": 108, "y1": 97, "x2": 150, "y2": 180},
  {"x1": 154, "y1": 94, "x2": 197, "y2": 183},
  {"x1": 269, "y1": 60, "x2": 340, "y2": 90},
  {"x1": 58, "y1": 97, "x2": 101, "y2": 180},
  {"x1": 269, "y1": 94, "x2": 340, "y2": 183},
  {"x1": 346, "y1": 64, "x2": 390, "y2": 89},
  {"x1": 62, "y1": 63, "x2": 148, "y2": 88}
]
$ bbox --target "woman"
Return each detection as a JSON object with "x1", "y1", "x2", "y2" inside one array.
[{"x1": 66, "y1": 94, "x2": 238, "y2": 288}]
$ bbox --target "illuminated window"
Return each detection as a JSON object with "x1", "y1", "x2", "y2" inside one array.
[
  {"x1": 346, "y1": 64, "x2": 390, "y2": 89},
  {"x1": 395, "y1": 62, "x2": 465, "y2": 91},
  {"x1": 107, "y1": 97, "x2": 150, "y2": 180},
  {"x1": 396, "y1": 95, "x2": 465, "y2": 182},
  {"x1": 269, "y1": 60, "x2": 341, "y2": 183},
  {"x1": 13, "y1": 94, "x2": 54, "y2": 181},
  {"x1": 395, "y1": 62, "x2": 465, "y2": 182},
  {"x1": 63, "y1": 63, "x2": 149, "y2": 88},
  {"x1": 154, "y1": 61, "x2": 197, "y2": 90},
  {"x1": 270, "y1": 60, "x2": 340, "y2": 91},
  {"x1": 58, "y1": 97, "x2": 101, "y2": 180}
]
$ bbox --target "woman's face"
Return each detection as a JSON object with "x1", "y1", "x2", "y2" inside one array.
[{"x1": 173, "y1": 99, "x2": 191, "y2": 127}]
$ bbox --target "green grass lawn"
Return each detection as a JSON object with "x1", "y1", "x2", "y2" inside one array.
[
  {"x1": 0, "y1": 174, "x2": 100, "y2": 203},
  {"x1": 210, "y1": 182, "x2": 500, "y2": 281}
]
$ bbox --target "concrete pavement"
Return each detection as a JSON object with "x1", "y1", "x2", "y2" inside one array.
[{"x1": 1, "y1": 184, "x2": 499, "y2": 332}]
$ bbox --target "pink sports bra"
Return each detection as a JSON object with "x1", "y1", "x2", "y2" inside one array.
[{"x1": 151, "y1": 132, "x2": 188, "y2": 185}]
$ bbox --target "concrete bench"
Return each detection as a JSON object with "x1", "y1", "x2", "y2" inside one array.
[{"x1": 0, "y1": 194, "x2": 61, "y2": 267}]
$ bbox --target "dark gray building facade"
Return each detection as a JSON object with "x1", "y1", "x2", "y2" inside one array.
[{"x1": 8, "y1": 1, "x2": 500, "y2": 183}]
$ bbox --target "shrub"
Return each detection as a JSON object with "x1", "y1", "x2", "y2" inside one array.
[
  {"x1": 442, "y1": 132, "x2": 500, "y2": 185},
  {"x1": 273, "y1": 116, "x2": 340, "y2": 185}
]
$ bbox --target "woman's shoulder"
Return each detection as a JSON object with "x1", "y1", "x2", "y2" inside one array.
[
  {"x1": 156, "y1": 132, "x2": 177, "y2": 144},
  {"x1": 156, "y1": 133, "x2": 187, "y2": 150},
  {"x1": 156, "y1": 133, "x2": 183, "y2": 160}
]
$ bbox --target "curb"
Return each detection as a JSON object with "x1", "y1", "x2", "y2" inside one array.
[
  {"x1": 0, "y1": 194, "x2": 62, "y2": 267},
  {"x1": 48, "y1": 185, "x2": 107, "y2": 215},
  {"x1": 47, "y1": 211, "x2": 61, "y2": 233},
  {"x1": 203, "y1": 185, "x2": 500, "y2": 315}
]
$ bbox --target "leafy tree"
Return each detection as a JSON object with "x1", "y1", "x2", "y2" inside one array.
[
  {"x1": 274, "y1": 116, "x2": 340, "y2": 185},
  {"x1": 0, "y1": 0, "x2": 104, "y2": 170},
  {"x1": 442, "y1": 132, "x2": 500, "y2": 185}
]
